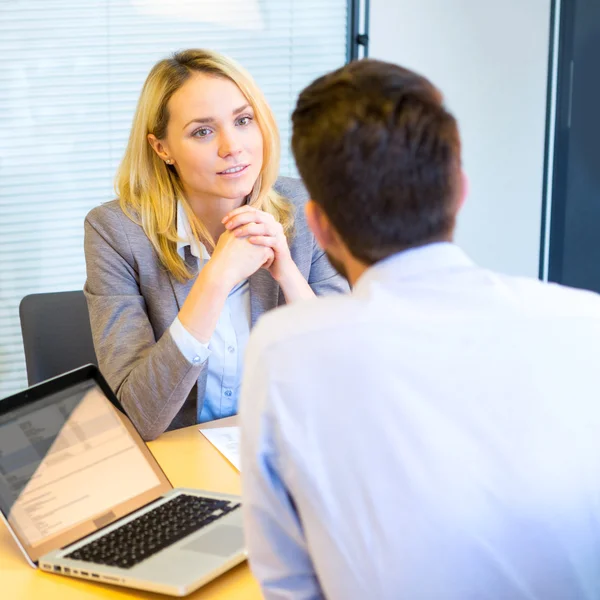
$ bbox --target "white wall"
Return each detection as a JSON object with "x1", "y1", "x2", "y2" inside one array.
[{"x1": 369, "y1": 0, "x2": 552, "y2": 277}]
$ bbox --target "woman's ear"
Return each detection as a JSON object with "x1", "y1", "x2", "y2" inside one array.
[{"x1": 147, "y1": 133, "x2": 173, "y2": 164}]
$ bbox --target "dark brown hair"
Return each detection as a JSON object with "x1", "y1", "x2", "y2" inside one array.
[{"x1": 291, "y1": 59, "x2": 462, "y2": 264}]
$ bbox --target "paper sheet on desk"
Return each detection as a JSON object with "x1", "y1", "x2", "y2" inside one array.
[{"x1": 199, "y1": 427, "x2": 241, "y2": 471}]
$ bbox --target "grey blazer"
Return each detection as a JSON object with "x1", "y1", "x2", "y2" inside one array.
[{"x1": 84, "y1": 177, "x2": 348, "y2": 440}]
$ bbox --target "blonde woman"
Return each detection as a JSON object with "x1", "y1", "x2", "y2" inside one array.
[{"x1": 84, "y1": 49, "x2": 348, "y2": 441}]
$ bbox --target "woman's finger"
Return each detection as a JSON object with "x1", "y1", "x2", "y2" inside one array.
[
  {"x1": 234, "y1": 222, "x2": 277, "y2": 238},
  {"x1": 224, "y1": 208, "x2": 276, "y2": 230},
  {"x1": 262, "y1": 250, "x2": 275, "y2": 270},
  {"x1": 225, "y1": 212, "x2": 263, "y2": 231},
  {"x1": 225, "y1": 212, "x2": 275, "y2": 232},
  {"x1": 222, "y1": 205, "x2": 258, "y2": 224},
  {"x1": 248, "y1": 235, "x2": 277, "y2": 248}
]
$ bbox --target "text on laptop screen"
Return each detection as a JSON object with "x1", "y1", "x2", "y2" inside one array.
[{"x1": 0, "y1": 381, "x2": 161, "y2": 549}]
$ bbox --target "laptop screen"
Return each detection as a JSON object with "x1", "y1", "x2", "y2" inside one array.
[{"x1": 0, "y1": 376, "x2": 171, "y2": 562}]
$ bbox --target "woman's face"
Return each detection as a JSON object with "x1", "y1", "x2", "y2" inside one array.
[{"x1": 159, "y1": 72, "x2": 264, "y2": 203}]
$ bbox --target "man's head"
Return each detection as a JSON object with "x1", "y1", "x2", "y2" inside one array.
[{"x1": 291, "y1": 59, "x2": 465, "y2": 284}]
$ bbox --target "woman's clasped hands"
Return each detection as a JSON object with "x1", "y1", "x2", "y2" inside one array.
[{"x1": 214, "y1": 206, "x2": 293, "y2": 285}]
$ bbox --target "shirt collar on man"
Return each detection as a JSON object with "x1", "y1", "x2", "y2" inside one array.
[
  {"x1": 176, "y1": 200, "x2": 210, "y2": 261},
  {"x1": 353, "y1": 242, "x2": 474, "y2": 294}
]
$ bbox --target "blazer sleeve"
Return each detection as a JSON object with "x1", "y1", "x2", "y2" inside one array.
[
  {"x1": 308, "y1": 241, "x2": 350, "y2": 296},
  {"x1": 83, "y1": 206, "x2": 205, "y2": 441},
  {"x1": 274, "y1": 176, "x2": 350, "y2": 297}
]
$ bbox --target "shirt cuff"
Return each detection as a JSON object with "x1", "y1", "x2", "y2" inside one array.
[{"x1": 169, "y1": 316, "x2": 211, "y2": 366}]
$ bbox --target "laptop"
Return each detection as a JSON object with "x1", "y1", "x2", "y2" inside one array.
[{"x1": 0, "y1": 364, "x2": 246, "y2": 596}]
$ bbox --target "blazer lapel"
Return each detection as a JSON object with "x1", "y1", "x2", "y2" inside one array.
[
  {"x1": 168, "y1": 248, "x2": 279, "y2": 327},
  {"x1": 250, "y1": 269, "x2": 280, "y2": 326},
  {"x1": 168, "y1": 248, "x2": 198, "y2": 311}
]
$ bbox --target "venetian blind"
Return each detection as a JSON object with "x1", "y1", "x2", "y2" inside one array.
[{"x1": 0, "y1": 0, "x2": 348, "y2": 397}]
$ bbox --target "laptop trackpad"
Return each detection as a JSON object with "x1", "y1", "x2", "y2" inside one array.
[{"x1": 182, "y1": 526, "x2": 243, "y2": 557}]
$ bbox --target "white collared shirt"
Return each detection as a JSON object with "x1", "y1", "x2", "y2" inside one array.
[
  {"x1": 241, "y1": 242, "x2": 600, "y2": 600},
  {"x1": 169, "y1": 201, "x2": 251, "y2": 422}
]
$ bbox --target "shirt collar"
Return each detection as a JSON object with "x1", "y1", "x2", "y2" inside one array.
[
  {"x1": 353, "y1": 242, "x2": 474, "y2": 293},
  {"x1": 176, "y1": 201, "x2": 210, "y2": 261}
]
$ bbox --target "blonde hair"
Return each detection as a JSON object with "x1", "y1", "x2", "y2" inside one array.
[{"x1": 116, "y1": 49, "x2": 294, "y2": 281}]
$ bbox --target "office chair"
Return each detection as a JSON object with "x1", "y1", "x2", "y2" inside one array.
[{"x1": 19, "y1": 290, "x2": 97, "y2": 386}]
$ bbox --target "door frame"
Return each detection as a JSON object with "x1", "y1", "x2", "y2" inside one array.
[{"x1": 539, "y1": 0, "x2": 577, "y2": 282}]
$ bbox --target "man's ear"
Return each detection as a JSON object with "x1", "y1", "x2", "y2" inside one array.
[
  {"x1": 147, "y1": 133, "x2": 173, "y2": 164},
  {"x1": 305, "y1": 200, "x2": 338, "y2": 252},
  {"x1": 457, "y1": 169, "x2": 469, "y2": 212}
]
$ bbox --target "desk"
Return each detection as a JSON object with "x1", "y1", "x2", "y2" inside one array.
[{"x1": 1, "y1": 417, "x2": 263, "y2": 599}]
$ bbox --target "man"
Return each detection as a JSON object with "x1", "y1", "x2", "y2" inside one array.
[{"x1": 239, "y1": 59, "x2": 600, "y2": 599}]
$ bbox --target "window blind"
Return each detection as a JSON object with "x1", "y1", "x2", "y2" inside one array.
[{"x1": 0, "y1": 0, "x2": 348, "y2": 397}]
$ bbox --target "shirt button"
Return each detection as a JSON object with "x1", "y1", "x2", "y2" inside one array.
[
  {"x1": 227, "y1": 346, "x2": 235, "y2": 353},
  {"x1": 192, "y1": 356, "x2": 201, "y2": 364},
  {"x1": 224, "y1": 389, "x2": 232, "y2": 397}
]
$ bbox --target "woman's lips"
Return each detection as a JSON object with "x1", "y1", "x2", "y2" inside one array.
[{"x1": 217, "y1": 164, "x2": 250, "y2": 178}]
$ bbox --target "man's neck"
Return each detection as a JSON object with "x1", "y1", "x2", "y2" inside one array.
[
  {"x1": 343, "y1": 235, "x2": 456, "y2": 287},
  {"x1": 346, "y1": 260, "x2": 369, "y2": 288}
]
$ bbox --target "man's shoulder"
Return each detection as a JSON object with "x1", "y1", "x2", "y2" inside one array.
[
  {"x1": 498, "y1": 271, "x2": 600, "y2": 316},
  {"x1": 250, "y1": 293, "x2": 357, "y2": 357}
]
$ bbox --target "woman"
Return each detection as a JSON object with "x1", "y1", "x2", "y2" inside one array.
[{"x1": 84, "y1": 49, "x2": 347, "y2": 441}]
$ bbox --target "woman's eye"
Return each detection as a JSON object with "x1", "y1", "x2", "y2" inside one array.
[
  {"x1": 237, "y1": 116, "x2": 252, "y2": 126},
  {"x1": 193, "y1": 128, "x2": 212, "y2": 138}
]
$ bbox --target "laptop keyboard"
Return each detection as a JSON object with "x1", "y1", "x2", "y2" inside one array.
[{"x1": 65, "y1": 494, "x2": 240, "y2": 570}]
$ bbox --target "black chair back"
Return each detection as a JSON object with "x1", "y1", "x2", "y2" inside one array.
[{"x1": 19, "y1": 291, "x2": 97, "y2": 386}]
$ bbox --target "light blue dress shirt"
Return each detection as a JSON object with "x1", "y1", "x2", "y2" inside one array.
[
  {"x1": 169, "y1": 201, "x2": 251, "y2": 423},
  {"x1": 240, "y1": 242, "x2": 600, "y2": 600}
]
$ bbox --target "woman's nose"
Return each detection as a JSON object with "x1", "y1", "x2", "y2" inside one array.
[{"x1": 218, "y1": 129, "x2": 243, "y2": 158}]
